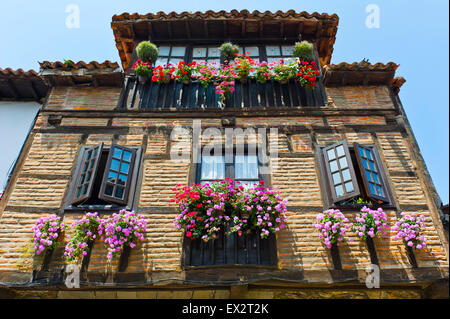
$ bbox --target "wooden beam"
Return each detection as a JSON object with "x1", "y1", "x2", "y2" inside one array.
[
  {"x1": 280, "y1": 21, "x2": 284, "y2": 38},
  {"x1": 241, "y1": 20, "x2": 246, "y2": 37},
  {"x1": 223, "y1": 20, "x2": 228, "y2": 37},
  {"x1": 147, "y1": 21, "x2": 155, "y2": 40},
  {"x1": 185, "y1": 21, "x2": 191, "y2": 38},
  {"x1": 29, "y1": 80, "x2": 39, "y2": 100},
  {"x1": 259, "y1": 21, "x2": 264, "y2": 37},
  {"x1": 297, "y1": 21, "x2": 304, "y2": 39},
  {"x1": 204, "y1": 20, "x2": 209, "y2": 38},
  {"x1": 167, "y1": 21, "x2": 173, "y2": 38},
  {"x1": 7, "y1": 79, "x2": 19, "y2": 98}
]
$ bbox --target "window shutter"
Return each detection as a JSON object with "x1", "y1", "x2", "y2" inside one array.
[
  {"x1": 322, "y1": 141, "x2": 360, "y2": 202},
  {"x1": 99, "y1": 144, "x2": 137, "y2": 205},
  {"x1": 71, "y1": 143, "x2": 104, "y2": 205},
  {"x1": 353, "y1": 143, "x2": 389, "y2": 203}
]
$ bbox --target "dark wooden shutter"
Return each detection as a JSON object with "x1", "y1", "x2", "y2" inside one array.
[
  {"x1": 99, "y1": 144, "x2": 137, "y2": 205},
  {"x1": 71, "y1": 143, "x2": 104, "y2": 205},
  {"x1": 353, "y1": 143, "x2": 389, "y2": 203},
  {"x1": 322, "y1": 141, "x2": 360, "y2": 202}
]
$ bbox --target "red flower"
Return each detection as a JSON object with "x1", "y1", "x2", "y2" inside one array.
[{"x1": 186, "y1": 231, "x2": 192, "y2": 238}]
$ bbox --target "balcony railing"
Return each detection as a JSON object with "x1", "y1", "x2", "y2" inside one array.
[{"x1": 119, "y1": 76, "x2": 327, "y2": 110}]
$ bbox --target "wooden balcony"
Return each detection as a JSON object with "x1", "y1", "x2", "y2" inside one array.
[{"x1": 118, "y1": 77, "x2": 327, "y2": 110}]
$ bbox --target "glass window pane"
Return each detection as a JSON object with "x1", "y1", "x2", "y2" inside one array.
[
  {"x1": 89, "y1": 160, "x2": 95, "y2": 169},
  {"x1": 335, "y1": 185, "x2": 344, "y2": 197},
  {"x1": 235, "y1": 155, "x2": 258, "y2": 179},
  {"x1": 266, "y1": 46, "x2": 281, "y2": 56},
  {"x1": 207, "y1": 59, "x2": 220, "y2": 66},
  {"x1": 238, "y1": 180, "x2": 259, "y2": 189},
  {"x1": 83, "y1": 162, "x2": 88, "y2": 172},
  {"x1": 79, "y1": 174, "x2": 85, "y2": 185},
  {"x1": 76, "y1": 187, "x2": 81, "y2": 198},
  {"x1": 329, "y1": 160, "x2": 338, "y2": 172},
  {"x1": 118, "y1": 174, "x2": 127, "y2": 185},
  {"x1": 373, "y1": 173, "x2": 380, "y2": 184},
  {"x1": 112, "y1": 148, "x2": 122, "y2": 159},
  {"x1": 105, "y1": 184, "x2": 114, "y2": 196},
  {"x1": 376, "y1": 185, "x2": 384, "y2": 196},
  {"x1": 193, "y1": 47, "x2": 207, "y2": 58},
  {"x1": 281, "y1": 46, "x2": 294, "y2": 56},
  {"x1": 369, "y1": 161, "x2": 376, "y2": 172},
  {"x1": 201, "y1": 156, "x2": 225, "y2": 180},
  {"x1": 86, "y1": 150, "x2": 92, "y2": 161},
  {"x1": 339, "y1": 157, "x2": 348, "y2": 169},
  {"x1": 82, "y1": 184, "x2": 88, "y2": 195},
  {"x1": 358, "y1": 147, "x2": 365, "y2": 158},
  {"x1": 344, "y1": 181, "x2": 354, "y2": 193},
  {"x1": 245, "y1": 46, "x2": 259, "y2": 57},
  {"x1": 158, "y1": 46, "x2": 170, "y2": 56},
  {"x1": 85, "y1": 171, "x2": 91, "y2": 182},
  {"x1": 115, "y1": 187, "x2": 124, "y2": 199},
  {"x1": 327, "y1": 149, "x2": 336, "y2": 160},
  {"x1": 267, "y1": 57, "x2": 280, "y2": 64},
  {"x1": 283, "y1": 57, "x2": 296, "y2": 65},
  {"x1": 168, "y1": 58, "x2": 183, "y2": 65},
  {"x1": 332, "y1": 172, "x2": 341, "y2": 185},
  {"x1": 122, "y1": 151, "x2": 132, "y2": 162},
  {"x1": 366, "y1": 149, "x2": 373, "y2": 160},
  {"x1": 108, "y1": 171, "x2": 117, "y2": 183},
  {"x1": 342, "y1": 169, "x2": 351, "y2": 181},
  {"x1": 120, "y1": 162, "x2": 129, "y2": 174},
  {"x1": 362, "y1": 158, "x2": 369, "y2": 170},
  {"x1": 336, "y1": 145, "x2": 345, "y2": 157},
  {"x1": 111, "y1": 159, "x2": 120, "y2": 171},
  {"x1": 171, "y1": 46, "x2": 186, "y2": 57},
  {"x1": 368, "y1": 182, "x2": 376, "y2": 195},
  {"x1": 92, "y1": 148, "x2": 98, "y2": 158},
  {"x1": 365, "y1": 170, "x2": 374, "y2": 182},
  {"x1": 155, "y1": 57, "x2": 169, "y2": 67},
  {"x1": 208, "y1": 47, "x2": 221, "y2": 57}
]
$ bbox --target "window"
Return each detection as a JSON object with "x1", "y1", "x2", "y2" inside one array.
[
  {"x1": 66, "y1": 143, "x2": 142, "y2": 211},
  {"x1": 191, "y1": 46, "x2": 221, "y2": 65},
  {"x1": 183, "y1": 147, "x2": 276, "y2": 267},
  {"x1": 238, "y1": 46, "x2": 260, "y2": 63},
  {"x1": 265, "y1": 45, "x2": 295, "y2": 64},
  {"x1": 319, "y1": 141, "x2": 392, "y2": 207},
  {"x1": 155, "y1": 46, "x2": 187, "y2": 66}
]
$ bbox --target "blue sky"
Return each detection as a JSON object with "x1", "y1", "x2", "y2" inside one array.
[{"x1": 0, "y1": 0, "x2": 448, "y2": 203}]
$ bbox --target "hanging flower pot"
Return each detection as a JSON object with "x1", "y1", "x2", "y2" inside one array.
[
  {"x1": 164, "y1": 72, "x2": 171, "y2": 84},
  {"x1": 240, "y1": 75, "x2": 248, "y2": 84},
  {"x1": 182, "y1": 79, "x2": 191, "y2": 85},
  {"x1": 138, "y1": 74, "x2": 149, "y2": 84}
]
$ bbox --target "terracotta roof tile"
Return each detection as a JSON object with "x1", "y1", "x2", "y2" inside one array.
[
  {"x1": 324, "y1": 61, "x2": 399, "y2": 72},
  {"x1": 0, "y1": 68, "x2": 40, "y2": 78},
  {"x1": 38, "y1": 60, "x2": 120, "y2": 70}
]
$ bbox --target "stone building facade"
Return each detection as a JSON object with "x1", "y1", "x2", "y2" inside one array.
[{"x1": 0, "y1": 10, "x2": 448, "y2": 299}]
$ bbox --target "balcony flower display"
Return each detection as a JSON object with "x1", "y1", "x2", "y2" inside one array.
[
  {"x1": 233, "y1": 53, "x2": 256, "y2": 83},
  {"x1": 101, "y1": 209, "x2": 148, "y2": 260},
  {"x1": 351, "y1": 206, "x2": 390, "y2": 241},
  {"x1": 314, "y1": 209, "x2": 351, "y2": 249},
  {"x1": 272, "y1": 59, "x2": 296, "y2": 84},
  {"x1": 152, "y1": 64, "x2": 175, "y2": 84},
  {"x1": 254, "y1": 61, "x2": 273, "y2": 84},
  {"x1": 392, "y1": 212, "x2": 428, "y2": 250},
  {"x1": 64, "y1": 212, "x2": 103, "y2": 263},
  {"x1": 193, "y1": 62, "x2": 219, "y2": 88},
  {"x1": 32, "y1": 215, "x2": 65, "y2": 256},
  {"x1": 174, "y1": 61, "x2": 197, "y2": 84},
  {"x1": 132, "y1": 59, "x2": 153, "y2": 84},
  {"x1": 296, "y1": 60, "x2": 320, "y2": 89},
  {"x1": 215, "y1": 63, "x2": 237, "y2": 103},
  {"x1": 172, "y1": 179, "x2": 288, "y2": 242}
]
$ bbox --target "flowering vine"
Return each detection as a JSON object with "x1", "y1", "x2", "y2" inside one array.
[
  {"x1": 351, "y1": 206, "x2": 390, "y2": 241},
  {"x1": 392, "y1": 212, "x2": 427, "y2": 249},
  {"x1": 32, "y1": 215, "x2": 65, "y2": 255}
]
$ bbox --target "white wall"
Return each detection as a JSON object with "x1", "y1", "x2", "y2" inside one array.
[{"x1": 0, "y1": 101, "x2": 41, "y2": 193}]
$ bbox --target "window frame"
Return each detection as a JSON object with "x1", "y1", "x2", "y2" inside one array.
[
  {"x1": 64, "y1": 144, "x2": 142, "y2": 213},
  {"x1": 317, "y1": 141, "x2": 394, "y2": 209}
]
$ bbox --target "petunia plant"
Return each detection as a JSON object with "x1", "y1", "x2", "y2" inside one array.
[
  {"x1": 351, "y1": 206, "x2": 390, "y2": 241},
  {"x1": 392, "y1": 212, "x2": 427, "y2": 250},
  {"x1": 314, "y1": 209, "x2": 351, "y2": 249},
  {"x1": 64, "y1": 212, "x2": 103, "y2": 263},
  {"x1": 32, "y1": 215, "x2": 65, "y2": 256},
  {"x1": 101, "y1": 209, "x2": 148, "y2": 260}
]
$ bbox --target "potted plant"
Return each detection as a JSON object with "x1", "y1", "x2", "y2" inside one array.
[
  {"x1": 313, "y1": 209, "x2": 351, "y2": 249},
  {"x1": 272, "y1": 59, "x2": 295, "y2": 84},
  {"x1": 233, "y1": 53, "x2": 255, "y2": 84},
  {"x1": 32, "y1": 215, "x2": 65, "y2": 256},
  {"x1": 215, "y1": 63, "x2": 237, "y2": 104},
  {"x1": 136, "y1": 41, "x2": 159, "y2": 64},
  {"x1": 193, "y1": 62, "x2": 219, "y2": 88},
  {"x1": 293, "y1": 41, "x2": 314, "y2": 61},
  {"x1": 255, "y1": 61, "x2": 273, "y2": 84},
  {"x1": 132, "y1": 59, "x2": 153, "y2": 84},
  {"x1": 296, "y1": 60, "x2": 320, "y2": 89},
  {"x1": 219, "y1": 42, "x2": 239, "y2": 64},
  {"x1": 174, "y1": 61, "x2": 197, "y2": 85},
  {"x1": 152, "y1": 65, "x2": 175, "y2": 84},
  {"x1": 350, "y1": 206, "x2": 390, "y2": 241},
  {"x1": 392, "y1": 213, "x2": 428, "y2": 250}
]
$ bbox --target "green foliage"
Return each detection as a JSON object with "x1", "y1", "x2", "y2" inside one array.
[
  {"x1": 136, "y1": 41, "x2": 159, "y2": 63},
  {"x1": 64, "y1": 59, "x2": 74, "y2": 69},
  {"x1": 293, "y1": 41, "x2": 314, "y2": 60},
  {"x1": 350, "y1": 197, "x2": 373, "y2": 205},
  {"x1": 220, "y1": 42, "x2": 240, "y2": 62}
]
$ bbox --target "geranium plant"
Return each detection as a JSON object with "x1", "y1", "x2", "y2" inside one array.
[
  {"x1": 272, "y1": 59, "x2": 296, "y2": 84},
  {"x1": 174, "y1": 61, "x2": 197, "y2": 84},
  {"x1": 314, "y1": 209, "x2": 351, "y2": 249},
  {"x1": 132, "y1": 58, "x2": 153, "y2": 77},
  {"x1": 152, "y1": 64, "x2": 175, "y2": 84},
  {"x1": 233, "y1": 53, "x2": 255, "y2": 83},
  {"x1": 351, "y1": 206, "x2": 390, "y2": 241},
  {"x1": 193, "y1": 62, "x2": 219, "y2": 88},
  {"x1": 172, "y1": 179, "x2": 288, "y2": 242},
  {"x1": 392, "y1": 212, "x2": 427, "y2": 249},
  {"x1": 215, "y1": 63, "x2": 237, "y2": 103},
  {"x1": 32, "y1": 215, "x2": 65, "y2": 256},
  {"x1": 255, "y1": 61, "x2": 273, "y2": 84},
  {"x1": 101, "y1": 209, "x2": 148, "y2": 260},
  {"x1": 64, "y1": 212, "x2": 103, "y2": 263},
  {"x1": 296, "y1": 60, "x2": 320, "y2": 89}
]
